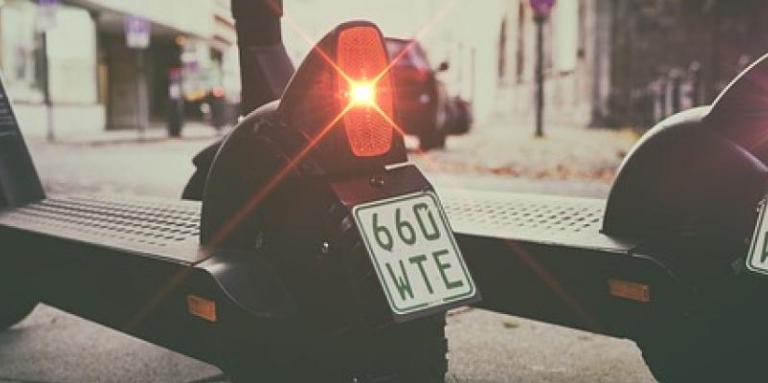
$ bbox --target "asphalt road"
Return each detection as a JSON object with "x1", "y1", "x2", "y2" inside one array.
[{"x1": 0, "y1": 133, "x2": 656, "y2": 382}]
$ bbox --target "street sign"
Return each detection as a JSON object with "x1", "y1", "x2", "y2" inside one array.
[
  {"x1": 530, "y1": 0, "x2": 556, "y2": 18},
  {"x1": 125, "y1": 16, "x2": 151, "y2": 49},
  {"x1": 36, "y1": 0, "x2": 59, "y2": 32}
]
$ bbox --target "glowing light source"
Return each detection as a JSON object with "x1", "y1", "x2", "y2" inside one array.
[
  {"x1": 337, "y1": 26, "x2": 395, "y2": 157},
  {"x1": 350, "y1": 81, "x2": 376, "y2": 107}
]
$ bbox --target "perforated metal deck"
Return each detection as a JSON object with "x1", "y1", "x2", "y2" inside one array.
[
  {"x1": 439, "y1": 188, "x2": 637, "y2": 253},
  {"x1": 0, "y1": 190, "x2": 635, "y2": 264},
  {"x1": 0, "y1": 195, "x2": 203, "y2": 264}
]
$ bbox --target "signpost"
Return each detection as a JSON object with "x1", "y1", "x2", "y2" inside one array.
[
  {"x1": 36, "y1": 0, "x2": 59, "y2": 142},
  {"x1": 125, "y1": 16, "x2": 150, "y2": 139},
  {"x1": 530, "y1": 0, "x2": 555, "y2": 138},
  {"x1": 125, "y1": 16, "x2": 150, "y2": 50},
  {"x1": 37, "y1": 0, "x2": 59, "y2": 31}
]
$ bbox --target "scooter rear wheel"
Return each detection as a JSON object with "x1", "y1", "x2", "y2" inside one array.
[
  {"x1": 221, "y1": 315, "x2": 448, "y2": 383},
  {"x1": 639, "y1": 334, "x2": 761, "y2": 383},
  {"x1": 638, "y1": 311, "x2": 765, "y2": 383}
]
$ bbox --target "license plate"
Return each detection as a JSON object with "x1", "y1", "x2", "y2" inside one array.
[
  {"x1": 747, "y1": 198, "x2": 768, "y2": 274},
  {"x1": 353, "y1": 191, "x2": 477, "y2": 318}
]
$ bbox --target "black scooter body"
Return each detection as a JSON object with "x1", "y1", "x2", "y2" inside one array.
[
  {"x1": 4, "y1": 55, "x2": 768, "y2": 381},
  {"x1": 0, "y1": 82, "x2": 441, "y2": 370},
  {"x1": 0, "y1": 194, "x2": 293, "y2": 366},
  {"x1": 3, "y1": 1, "x2": 768, "y2": 378},
  {"x1": 179, "y1": 53, "x2": 768, "y2": 346}
]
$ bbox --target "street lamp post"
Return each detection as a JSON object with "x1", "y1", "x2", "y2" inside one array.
[
  {"x1": 41, "y1": 32, "x2": 54, "y2": 142},
  {"x1": 529, "y1": 0, "x2": 555, "y2": 138},
  {"x1": 125, "y1": 16, "x2": 151, "y2": 140},
  {"x1": 37, "y1": 0, "x2": 59, "y2": 142}
]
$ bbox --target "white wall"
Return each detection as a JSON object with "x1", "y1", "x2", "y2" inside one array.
[
  {"x1": 500, "y1": 0, "x2": 597, "y2": 127},
  {"x1": 0, "y1": 0, "x2": 44, "y2": 103},
  {"x1": 47, "y1": 6, "x2": 99, "y2": 104},
  {"x1": 551, "y1": 0, "x2": 578, "y2": 73},
  {"x1": 283, "y1": 0, "x2": 506, "y2": 124}
]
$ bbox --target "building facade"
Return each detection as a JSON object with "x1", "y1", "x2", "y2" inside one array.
[
  {"x1": 606, "y1": 0, "x2": 768, "y2": 127},
  {"x1": 0, "y1": 0, "x2": 237, "y2": 137},
  {"x1": 499, "y1": 0, "x2": 768, "y2": 129},
  {"x1": 496, "y1": 0, "x2": 612, "y2": 128}
]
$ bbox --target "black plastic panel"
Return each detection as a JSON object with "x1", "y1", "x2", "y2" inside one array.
[
  {"x1": 0, "y1": 80, "x2": 45, "y2": 207},
  {"x1": 0, "y1": 91, "x2": 18, "y2": 132}
]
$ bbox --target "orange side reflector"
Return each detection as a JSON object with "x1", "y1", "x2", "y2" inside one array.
[
  {"x1": 608, "y1": 279, "x2": 651, "y2": 303},
  {"x1": 187, "y1": 295, "x2": 217, "y2": 322},
  {"x1": 337, "y1": 25, "x2": 395, "y2": 157}
]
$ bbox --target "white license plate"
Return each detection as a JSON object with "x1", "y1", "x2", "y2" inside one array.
[
  {"x1": 353, "y1": 191, "x2": 477, "y2": 317},
  {"x1": 747, "y1": 199, "x2": 768, "y2": 274}
]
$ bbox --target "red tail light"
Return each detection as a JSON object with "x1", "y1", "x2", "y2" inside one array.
[
  {"x1": 278, "y1": 21, "x2": 406, "y2": 171},
  {"x1": 336, "y1": 26, "x2": 395, "y2": 157}
]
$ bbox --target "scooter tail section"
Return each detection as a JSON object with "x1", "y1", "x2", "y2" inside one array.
[{"x1": 0, "y1": 75, "x2": 45, "y2": 209}]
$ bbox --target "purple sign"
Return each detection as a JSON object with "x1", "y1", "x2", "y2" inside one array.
[
  {"x1": 36, "y1": 0, "x2": 60, "y2": 32},
  {"x1": 125, "y1": 15, "x2": 151, "y2": 49},
  {"x1": 529, "y1": 0, "x2": 555, "y2": 17}
]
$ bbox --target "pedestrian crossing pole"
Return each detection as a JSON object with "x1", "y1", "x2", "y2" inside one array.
[
  {"x1": 41, "y1": 31, "x2": 54, "y2": 142},
  {"x1": 37, "y1": 0, "x2": 59, "y2": 142},
  {"x1": 529, "y1": 0, "x2": 555, "y2": 138},
  {"x1": 534, "y1": 15, "x2": 545, "y2": 138},
  {"x1": 125, "y1": 16, "x2": 151, "y2": 140},
  {"x1": 135, "y1": 49, "x2": 148, "y2": 140}
]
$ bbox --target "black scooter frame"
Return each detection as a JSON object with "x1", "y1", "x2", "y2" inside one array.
[{"x1": 3, "y1": 1, "x2": 768, "y2": 381}]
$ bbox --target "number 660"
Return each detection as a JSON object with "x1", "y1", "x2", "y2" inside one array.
[{"x1": 372, "y1": 203, "x2": 441, "y2": 251}]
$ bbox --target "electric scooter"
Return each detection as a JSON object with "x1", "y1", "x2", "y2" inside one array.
[
  {"x1": 0, "y1": 15, "x2": 478, "y2": 383},
  {"x1": 181, "y1": 5, "x2": 768, "y2": 382},
  {"x1": 3, "y1": 1, "x2": 768, "y2": 382},
  {"x1": 442, "y1": 58, "x2": 768, "y2": 382},
  {"x1": 445, "y1": 58, "x2": 768, "y2": 381}
]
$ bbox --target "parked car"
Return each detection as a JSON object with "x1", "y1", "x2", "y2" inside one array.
[{"x1": 384, "y1": 37, "x2": 472, "y2": 150}]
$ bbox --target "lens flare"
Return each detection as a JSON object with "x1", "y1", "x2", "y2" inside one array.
[{"x1": 350, "y1": 81, "x2": 376, "y2": 107}]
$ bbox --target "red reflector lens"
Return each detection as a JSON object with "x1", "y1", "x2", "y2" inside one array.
[{"x1": 337, "y1": 26, "x2": 395, "y2": 157}]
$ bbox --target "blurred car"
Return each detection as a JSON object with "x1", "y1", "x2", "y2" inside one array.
[{"x1": 385, "y1": 37, "x2": 472, "y2": 150}]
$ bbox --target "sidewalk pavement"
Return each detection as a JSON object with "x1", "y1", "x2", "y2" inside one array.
[
  {"x1": 411, "y1": 115, "x2": 640, "y2": 184},
  {"x1": 22, "y1": 111, "x2": 640, "y2": 197},
  {"x1": 24, "y1": 122, "x2": 229, "y2": 146}
]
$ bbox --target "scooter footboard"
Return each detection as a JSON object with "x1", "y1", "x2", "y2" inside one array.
[
  {"x1": 438, "y1": 189, "x2": 682, "y2": 339},
  {"x1": 440, "y1": 188, "x2": 635, "y2": 252},
  {"x1": 0, "y1": 195, "x2": 298, "y2": 365},
  {"x1": 0, "y1": 222, "x2": 220, "y2": 362},
  {"x1": 0, "y1": 195, "x2": 203, "y2": 264}
]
